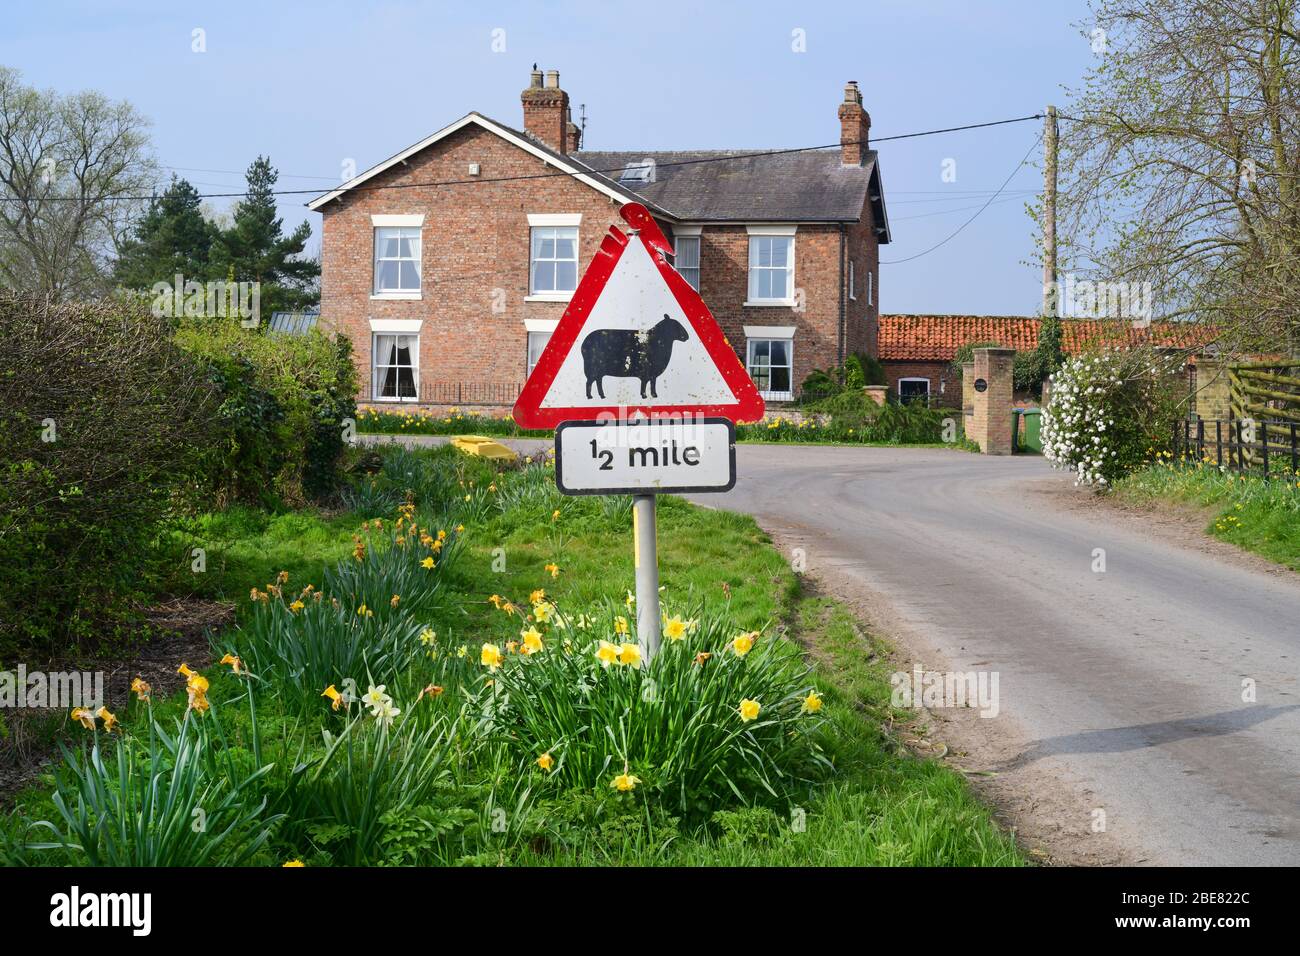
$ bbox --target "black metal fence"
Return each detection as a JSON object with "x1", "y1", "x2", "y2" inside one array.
[{"x1": 1174, "y1": 417, "x2": 1300, "y2": 477}]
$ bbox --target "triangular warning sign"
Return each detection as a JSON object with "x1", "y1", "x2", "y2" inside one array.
[{"x1": 513, "y1": 203, "x2": 765, "y2": 429}]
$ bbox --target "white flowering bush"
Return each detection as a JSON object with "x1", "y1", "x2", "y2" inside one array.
[{"x1": 1041, "y1": 349, "x2": 1181, "y2": 487}]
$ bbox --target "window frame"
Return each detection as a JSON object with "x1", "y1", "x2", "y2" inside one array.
[
  {"x1": 745, "y1": 335, "x2": 795, "y2": 402},
  {"x1": 674, "y1": 235, "x2": 701, "y2": 291},
  {"x1": 371, "y1": 218, "x2": 423, "y2": 299},
  {"x1": 371, "y1": 331, "x2": 420, "y2": 403},
  {"x1": 898, "y1": 376, "x2": 930, "y2": 405},
  {"x1": 744, "y1": 227, "x2": 797, "y2": 307},
  {"x1": 849, "y1": 260, "x2": 857, "y2": 301},
  {"x1": 526, "y1": 214, "x2": 581, "y2": 301}
]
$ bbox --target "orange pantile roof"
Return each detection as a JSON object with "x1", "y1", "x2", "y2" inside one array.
[{"x1": 878, "y1": 314, "x2": 1214, "y2": 362}]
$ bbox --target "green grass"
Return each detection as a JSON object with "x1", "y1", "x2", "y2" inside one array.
[
  {"x1": 1114, "y1": 462, "x2": 1300, "y2": 571},
  {"x1": 3, "y1": 445, "x2": 1025, "y2": 867},
  {"x1": 509, "y1": 598, "x2": 1023, "y2": 866}
]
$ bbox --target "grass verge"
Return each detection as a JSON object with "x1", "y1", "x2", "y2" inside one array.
[
  {"x1": 3, "y1": 445, "x2": 1024, "y2": 866},
  {"x1": 1113, "y1": 463, "x2": 1300, "y2": 571}
]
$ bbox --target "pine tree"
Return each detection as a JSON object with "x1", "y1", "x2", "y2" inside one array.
[
  {"x1": 113, "y1": 176, "x2": 218, "y2": 289},
  {"x1": 211, "y1": 156, "x2": 320, "y2": 314}
]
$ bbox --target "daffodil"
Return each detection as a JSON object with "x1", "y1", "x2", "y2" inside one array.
[
  {"x1": 530, "y1": 588, "x2": 546, "y2": 606},
  {"x1": 220, "y1": 653, "x2": 243, "y2": 674},
  {"x1": 663, "y1": 615, "x2": 687, "y2": 641},
  {"x1": 361, "y1": 686, "x2": 390, "y2": 712},
  {"x1": 419, "y1": 627, "x2": 437, "y2": 646},
  {"x1": 390, "y1": 594, "x2": 401, "y2": 608},
  {"x1": 802, "y1": 691, "x2": 823, "y2": 714},
  {"x1": 488, "y1": 594, "x2": 502, "y2": 608},
  {"x1": 289, "y1": 599, "x2": 305, "y2": 613},
  {"x1": 417, "y1": 684, "x2": 444, "y2": 702},
  {"x1": 738, "y1": 698, "x2": 761, "y2": 722},
  {"x1": 533, "y1": 602, "x2": 555, "y2": 624},
  {"x1": 71, "y1": 707, "x2": 96, "y2": 730},
  {"x1": 596, "y1": 640, "x2": 619, "y2": 667},
  {"x1": 130, "y1": 677, "x2": 151, "y2": 702},
  {"x1": 537, "y1": 752, "x2": 555, "y2": 772},
  {"x1": 552, "y1": 509, "x2": 561, "y2": 521},
  {"x1": 731, "y1": 632, "x2": 756, "y2": 657},
  {"x1": 481, "y1": 643, "x2": 504, "y2": 671},
  {"x1": 177, "y1": 663, "x2": 197, "y2": 679},
  {"x1": 544, "y1": 562, "x2": 560, "y2": 578},
  {"x1": 457, "y1": 644, "x2": 468, "y2": 658},
  {"x1": 97, "y1": 706, "x2": 119, "y2": 733},
  {"x1": 693, "y1": 651, "x2": 711, "y2": 666},
  {"x1": 614, "y1": 616, "x2": 629, "y2": 636},
  {"x1": 521, "y1": 627, "x2": 544, "y2": 655},
  {"x1": 421, "y1": 557, "x2": 435, "y2": 570},
  {"x1": 611, "y1": 772, "x2": 641, "y2": 792},
  {"x1": 322, "y1": 684, "x2": 343, "y2": 711},
  {"x1": 618, "y1": 643, "x2": 642, "y2": 668},
  {"x1": 371, "y1": 699, "x2": 401, "y2": 725},
  {"x1": 282, "y1": 860, "x2": 305, "y2": 867}
]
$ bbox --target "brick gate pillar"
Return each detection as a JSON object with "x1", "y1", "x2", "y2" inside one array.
[
  {"x1": 970, "y1": 347, "x2": 1015, "y2": 455},
  {"x1": 1193, "y1": 358, "x2": 1232, "y2": 422}
]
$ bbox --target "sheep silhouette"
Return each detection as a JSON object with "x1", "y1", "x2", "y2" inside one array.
[{"x1": 581, "y1": 315, "x2": 689, "y2": 400}]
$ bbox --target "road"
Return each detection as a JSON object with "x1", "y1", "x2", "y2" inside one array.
[
  {"x1": 369, "y1": 434, "x2": 1300, "y2": 864},
  {"x1": 691, "y1": 444, "x2": 1300, "y2": 867}
]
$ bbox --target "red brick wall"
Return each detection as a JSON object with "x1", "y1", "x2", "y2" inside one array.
[
  {"x1": 320, "y1": 121, "x2": 880, "y2": 412},
  {"x1": 883, "y1": 360, "x2": 961, "y2": 408}
]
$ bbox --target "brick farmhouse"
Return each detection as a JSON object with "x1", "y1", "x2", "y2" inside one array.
[{"x1": 309, "y1": 68, "x2": 891, "y2": 414}]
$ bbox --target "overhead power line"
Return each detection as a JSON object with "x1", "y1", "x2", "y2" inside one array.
[
  {"x1": 880, "y1": 131, "x2": 1044, "y2": 265},
  {"x1": 0, "y1": 114, "x2": 1046, "y2": 205}
]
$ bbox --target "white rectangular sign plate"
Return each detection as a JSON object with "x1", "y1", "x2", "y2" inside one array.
[{"x1": 554, "y1": 417, "x2": 736, "y2": 495}]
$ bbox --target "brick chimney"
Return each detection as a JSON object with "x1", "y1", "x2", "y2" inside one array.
[
  {"x1": 522, "y1": 67, "x2": 571, "y2": 154},
  {"x1": 838, "y1": 81, "x2": 871, "y2": 166}
]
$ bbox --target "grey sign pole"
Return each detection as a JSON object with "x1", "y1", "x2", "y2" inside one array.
[{"x1": 633, "y1": 494, "x2": 661, "y2": 659}]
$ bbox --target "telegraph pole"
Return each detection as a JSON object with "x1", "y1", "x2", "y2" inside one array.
[{"x1": 1042, "y1": 105, "x2": 1059, "y2": 317}]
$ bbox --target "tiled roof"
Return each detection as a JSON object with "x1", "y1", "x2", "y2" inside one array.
[
  {"x1": 878, "y1": 314, "x2": 1215, "y2": 362},
  {"x1": 573, "y1": 149, "x2": 888, "y2": 233}
]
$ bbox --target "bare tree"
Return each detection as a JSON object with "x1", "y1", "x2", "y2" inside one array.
[
  {"x1": 1049, "y1": 0, "x2": 1300, "y2": 355},
  {"x1": 0, "y1": 66, "x2": 156, "y2": 300}
]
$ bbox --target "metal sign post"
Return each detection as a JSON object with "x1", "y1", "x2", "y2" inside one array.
[{"x1": 632, "y1": 494, "x2": 661, "y2": 659}]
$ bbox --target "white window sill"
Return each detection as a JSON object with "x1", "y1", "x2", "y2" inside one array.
[
  {"x1": 744, "y1": 300, "x2": 796, "y2": 308},
  {"x1": 371, "y1": 396, "x2": 421, "y2": 404},
  {"x1": 759, "y1": 391, "x2": 793, "y2": 402},
  {"x1": 371, "y1": 292, "x2": 422, "y2": 301},
  {"x1": 525, "y1": 292, "x2": 574, "y2": 303}
]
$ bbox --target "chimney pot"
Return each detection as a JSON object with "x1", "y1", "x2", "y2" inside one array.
[
  {"x1": 545, "y1": 70, "x2": 560, "y2": 89},
  {"x1": 523, "y1": 68, "x2": 571, "y2": 153},
  {"x1": 838, "y1": 81, "x2": 870, "y2": 166},
  {"x1": 530, "y1": 67, "x2": 543, "y2": 88}
]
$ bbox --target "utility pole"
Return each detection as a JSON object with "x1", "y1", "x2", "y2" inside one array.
[
  {"x1": 632, "y1": 494, "x2": 661, "y2": 660},
  {"x1": 1042, "y1": 104, "x2": 1059, "y2": 317}
]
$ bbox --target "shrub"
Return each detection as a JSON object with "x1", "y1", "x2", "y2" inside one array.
[
  {"x1": 175, "y1": 319, "x2": 357, "y2": 505},
  {"x1": 1041, "y1": 348, "x2": 1182, "y2": 486},
  {"x1": 0, "y1": 293, "x2": 218, "y2": 654}
]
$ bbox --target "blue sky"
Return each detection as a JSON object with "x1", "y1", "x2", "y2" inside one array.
[{"x1": 1, "y1": 0, "x2": 1096, "y2": 315}]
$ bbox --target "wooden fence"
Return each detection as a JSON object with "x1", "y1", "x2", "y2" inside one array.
[{"x1": 1175, "y1": 417, "x2": 1300, "y2": 476}]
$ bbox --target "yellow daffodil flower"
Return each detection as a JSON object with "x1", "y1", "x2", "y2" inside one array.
[
  {"x1": 130, "y1": 677, "x2": 151, "y2": 701},
  {"x1": 421, "y1": 557, "x2": 435, "y2": 570},
  {"x1": 322, "y1": 684, "x2": 343, "y2": 711},
  {"x1": 530, "y1": 588, "x2": 546, "y2": 606},
  {"x1": 663, "y1": 615, "x2": 687, "y2": 641},
  {"x1": 71, "y1": 707, "x2": 96, "y2": 730},
  {"x1": 521, "y1": 627, "x2": 544, "y2": 655},
  {"x1": 533, "y1": 602, "x2": 555, "y2": 624},
  {"x1": 732, "y1": 632, "x2": 756, "y2": 657},
  {"x1": 693, "y1": 652, "x2": 711, "y2": 666},
  {"x1": 420, "y1": 628, "x2": 437, "y2": 646},
  {"x1": 738, "y1": 698, "x2": 761, "y2": 722},
  {"x1": 220, "y1": 654, "x2": 243, "y2": 674},
  {"x1": 289, "y1": 599, "x2": 305, "y2": 613},
  {"x1": 283, "y1": 860, "x2": 305, "y2": 868},
  {"x1": 618, "y1": 643, "x2": 642, "y2": 668},
  {"x1": 544, "y1": 563, "x2": 560, "y2": 578},
  {"x1": 614, "y1": 616, "x2": 629, "y2": 635},
  {"x1": 177, "y1": 663, "x2": 196, "y2": 679},
  {"x1": 611, "y1": 772, "x2": 641, "y2": 792},
  {"x1": 537, "y1": 752, "x2": 555, "y2": 772},
  {"x1": 596, "y1": 640, "x2": 619, "y2": 667},
  {"x1": 802, "y1": 691, "x2": 823, "y2": 714},
  {"x1": 481, "y1": 643, "x2": 504, "y2": 671},
  {"x1": 97, "y1": 706, "x2": 119, "y2": 733}
]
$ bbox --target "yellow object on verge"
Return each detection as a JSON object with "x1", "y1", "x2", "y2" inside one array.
[{"x1": 450, "y1": 435, "x2": 518, "y2": 462}]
